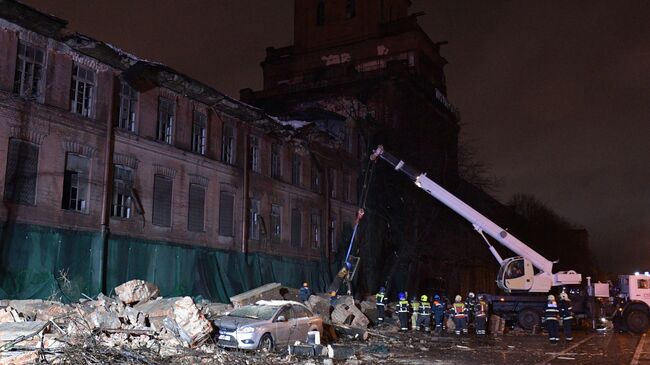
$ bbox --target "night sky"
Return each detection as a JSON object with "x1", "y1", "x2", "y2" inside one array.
[{"x1": 22, "y1": 0, "x2": 650, "y2": 273}]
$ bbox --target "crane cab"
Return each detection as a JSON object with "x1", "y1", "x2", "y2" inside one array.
[{"x1": 497, "y1": 257, "x2": 535, "y2": 292}]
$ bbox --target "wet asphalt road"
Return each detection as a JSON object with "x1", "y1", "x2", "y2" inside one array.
[{"x1": 371, "y1": 329, "x2": 645, "y2": 365}]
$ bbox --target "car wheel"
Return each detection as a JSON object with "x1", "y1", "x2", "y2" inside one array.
[{"x1": 258, "y1": 333, "x2": 274, "y2": 351}]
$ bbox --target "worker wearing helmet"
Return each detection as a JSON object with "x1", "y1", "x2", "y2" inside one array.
[
  {"x1": 417, "y1": 294, "x2": 432, "y2": 332},
  {"x1": 432, "y1": 294, "x2": 446, "y2": 334},
  {"x1": 410, "y1": 296, "x2": 420, "y2": 330},
  {"x1": 396, "y1": 292, "x2": 410, "y2": 331},
  {"x1": 475, "y1": 295, "x2": 489, "y2": 335},
  {"x1": 376, "y1": 287, "x2": 388, "y2": 325},
  {"x1": 558, "y1": 292, "x2": 574, "y2": 341},
  {"x1": 452, "y1": 295, "x2": 468, "y2": 335},
  {"x1": 299, "y1": 282, "x2": 312, "y2": 302},
  {"x1": 543, "y1": 294, "x2": 560, "y2": 344},
  {"x1": 465, "y1": 291, "x2": 477, "y2": 328}
]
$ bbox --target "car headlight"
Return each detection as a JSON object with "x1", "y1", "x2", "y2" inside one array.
[{"x1": 238, "y1": 326, "x2": 255, "y2": 333}]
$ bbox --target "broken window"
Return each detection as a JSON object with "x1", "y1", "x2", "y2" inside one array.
[
  {"x1": 157, "y1": 97, "x2": 174, "y2": 144},
  {"x1": 188, "y1": 183, "x2": 205, "y2": 232},
  {"x1": 345, "y1": 0, "x2": 356, "y2": 18},
  {"x1": 292, "y1": 154, "x2": 301, "y2": 186},
  {"x1": 316, "y1": 0, "x2": 325, "y2": 26},
  {"x1": 111, "y1": 165, "x2": 133, "y2": 219},
  {"x1": 219, "y1": 191, "x2": 234, "y2": 236},
  {"x1": 221, "y1": 124, "x2": 235, "y2": 165},
  {"x1": 152, "y1": 174, "x2": 172, "y2": 227},
  {"x1": 311, "y1": 165, "x2": 321, "y2": 193},
  {"x1": 118, "y1": 80, "x2": 137, "y2": 132},
  {"x1": 271, "y1": 204, "x2": 281, "y2": 243},
  {"x1": 330, "y1": 216, "x2": 338, "y2": 252},
  {"x1": 13, "y1": 42, "x2": 44, "y2": 98},
  {"x1": 249, "y1": 136, "x2": 260, "y2": 173},
  {"x1": 70, "y1": 63, "x2": 95, "y2": 117},
  {"x1": 4, "y1": 138, "x2": 39, "y2": 205},
  {"x1": 249, "y1": 199, "x2": 261, "y2": 240},
  {"x1": 311, "y1": 212, "x2": 321, "y2": 249},
  {"x1": 329, "y1": 168, "x2": 337, "y2": 199},
  {"x1": 291, "y1": 208, "x2": 301, "y2": 247},
  {"x1": 191, "y1": 111, "x2": 207, "y2": 155},
  {"x1": 271, "y1": 143, "x2": 282, "y2": 178},
  {"x1": 61, "y1": 153, "x2": 89, "y2": 212}
]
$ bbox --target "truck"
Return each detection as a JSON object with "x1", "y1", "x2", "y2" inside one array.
[{"x1": 369, "y1": 145, "x2": 650, "y2": 333}]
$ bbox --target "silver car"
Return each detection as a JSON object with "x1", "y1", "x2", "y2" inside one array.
[{"x1": 213, "y1": 300, "x2": 323, "y2": 350}]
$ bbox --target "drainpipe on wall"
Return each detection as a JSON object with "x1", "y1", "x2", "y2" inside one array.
[
  {"x1": 100, "y1": 82, "x2": 115, "y2": 295},
  {"x1": 241, "y1": 127, "x2": 250, "y2": 254},
  {"x1": 324, "y1": 163, "x2": 331, "y2": 261}
]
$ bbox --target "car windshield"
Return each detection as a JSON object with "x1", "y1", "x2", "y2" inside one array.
[{"x1": 227, "y1": 305, "x2": 280, "y2": 320}]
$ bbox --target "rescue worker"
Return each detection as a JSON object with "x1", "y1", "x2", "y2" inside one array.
[
  {"x1": 474, "y1": 294, "x2": 489, "y2": 335},
  {"x1": 396, "y1": 292, "x2": 410, "y2": 331},
  {"x1": 417, "y1": 295, "x2": 432, "y2": 332},
  {"x1": 299, "y1": 282, "x2": 311, "y2": 302},
  {"x1": 465, "y1": 292, "x2": 477, "y2": 327},
  {"x1": 376, "y1": 287, "x2": 388, "y2": 324},
  {"x1": 410, "y1": 296, "x2": 420, "y2": 330},
  {"x1": 544, "y1": 294, "x2": 560, "y2": 344},
  {"x1": 329, "y1": 291, "x2": 338, "y2": 306},
  {"x1": 432, "y1": 294, "x2": 446, "y2": 334},
  {"x1": 452, "y1": 295, "x2": 468, "y2": 335},
  {"x1": 558, "y1": 292, "x2": 574, "y2": 342}
]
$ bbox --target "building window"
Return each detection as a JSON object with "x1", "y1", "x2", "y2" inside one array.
[
  {"x1": 292, "y1": 154, "x2": 302, "y2": 186},
  {"x1": 61, "y1": 154, "x2": 89, "y2": 212},
  {"x1": 13, "y1": 42, "x2": 44, "y2": 98},
  {"x1": 188, "y1": 183, "x2": 205, "y2": 232},
  {"x1": 70, "y1": 64, "x2": 95, "y2": 117},
  {"x1": 291, "y1": 208, "x2": 301, "y2": 247},
  {"x1": 221, "y1": 124, "x2": 235, "y2": 165},
  {"x1": 271, "y1": 143, "x2": 282, "y2": 178},
  {"x1": 4, "y1": 139, "x2": 39, "y2": 205},
  {"x1": 111, "y1": 165, "x2": 133, "y2": 219},
  {"x1": 316, "y1": 0, "x2": 325, "y2": 26},
  {"x1": 191, "y1": 111, "x2": 207, "y2": 155},
  {"x1": 311, "y1": 212, "x2": 321, "y2": 249},
  {"x1": 330, "y1": 217, "x2": 338, "y2": 252},
  {"x1": 311, "y1": 166, "x2": 321, "y2": 193},
  {"x1": 329, "y1": 168, "x2": 337, "y2": 199},
  {"x1": 118, "y1": 80, "x2": 137, "y2": 132},
  {"x1": 219, "y1": 191, "x2": 234, "y2": 236},
  {"x1": 271, "y1": 204, "x2": 281, "y2": 243},
  {"x1": 346, "y1": 0, "x2": 356, "y2": 18},
  {"x1": 249, "y1": 199, "x2": 261, "y2": 240},
  {"x1": 157, "y1": 97, "x2": 174, "y2": 144},
  {"x1": 249, "y1": 136, "x2": 260, "y2": 173},
  {"x1": 343, "y1": 174, "x2": 351, "y2": 202},
  {"x1": 152, "y1": 175, "x2": 172, "y2": 227}
]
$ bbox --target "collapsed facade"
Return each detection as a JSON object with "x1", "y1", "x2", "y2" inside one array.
[{"x1": 0, "y1": 0, "x2": 358, "y2": 301}]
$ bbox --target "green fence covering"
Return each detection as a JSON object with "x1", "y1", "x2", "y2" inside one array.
[{"x1": 0, "y1": 223, "x2": 334, "y2": 303}]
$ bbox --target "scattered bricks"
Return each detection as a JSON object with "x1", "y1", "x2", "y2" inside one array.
[
  {"x1": 489, "y1": 314, "x2": 505, "y2": 335},
  {"x1": 0, "y1": 350, "x2": 39, "y2": 365},
  {"x1": 0, "y1": 307, "x2": 22, "y2": 323},
  {"x1": 229, "y1": 283, "x2": 283, "y2": 308},
  {"x1": 305, "y1": 294, "x2": 331, "y2": 322},
  {"x1": 327, "y1": 344, "x2": 356, "y2": 360},
  {"x1": 331, "y1": 296, "x2": 369, "y2": 328},
  {"x1": 114, "y1": 280, "x2": 160, "y2": 304},
  {"x1": 35, "y1": 302, "x2": 72, "y2": 322},
  {"x1": 122, "y1": 307, "x2": 147, "y2": 328},
  {"x1": 134, "y1": 297, "x2": 183, "y2": 331},
  {"x1": 87, "y1": 308, "x2": 121, "y2": 330},
  {"x1": 2, "y1": 300, "x2": 44, "y2": 320},
  {"x1": 169, "y1": 297, "x2": 213, "y2": 347}
]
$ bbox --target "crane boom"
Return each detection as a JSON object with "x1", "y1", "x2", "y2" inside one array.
[{"x1": 370, "y1": 145, "x2": 581, "y2": 292}]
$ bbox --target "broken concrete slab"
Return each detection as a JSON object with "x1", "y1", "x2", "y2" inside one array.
[
  {"x1": 87, "y1": 308, "x2": 121, "y2": 330},
  {"x1": 199, "y1": 302, "x2": 233, "y2": 320},
  {"x1": 0, "y1": 321, "x2": 48, "y2": 342},
  {"x1": 0, "y1": 307, "x2": 23, "y2": 323},
  {"x1": 134, "y1": 297, "x2": 184, "y2": 331},
  {"x1": 168, "y1": 297, "x2": 213, "y2": 347},
  {"x1": 327, "y1": 344, "x2": 355, "y2": 360},
  {"x1": 331, "y1": 296, "x2": 369, "y2": 328},
  {"x1": 229, "y1": 282, "x2": 283, "y2": 308},
  {"x1": 305, "y1": 294, "x2": 331, "y2": 322},
  {"x1": 0, "y1": 350, "x2": 39, "y2": 365},
  {"x1": 114, "y1": 280, "x2": 160, "y2": 304}
]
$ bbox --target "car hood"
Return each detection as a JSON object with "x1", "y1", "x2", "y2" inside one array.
[{"x1": 213, "y1": 316, "x2": 270, "y2": 329}]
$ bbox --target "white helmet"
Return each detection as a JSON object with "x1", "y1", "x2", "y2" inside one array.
[
  {"x1": 559, "y1": 292, "x2": 569, "y2": 301},
  {"x1": 468, "y1": 292, "x2": 475, "y2": 299},
  {"x1": 455, "y1": 295, "x2": 462, "y2": 302},
  {"x1": 547, "y1": 294, "x2": 555, "y2": 301}
]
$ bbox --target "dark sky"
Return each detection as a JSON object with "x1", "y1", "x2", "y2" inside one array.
[{"x1": 22, "y1": 0, "x2": 650, "y2": 273}]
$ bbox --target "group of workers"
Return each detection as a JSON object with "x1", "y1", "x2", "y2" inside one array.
[
  {"x1": 544, "y1": 292, "x2": 574, "y2": 344},
  {"x1": 376, "y1": 287, "x2": 489, "y2": 335}
]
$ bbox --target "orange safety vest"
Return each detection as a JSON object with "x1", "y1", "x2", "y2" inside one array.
[{"x1": 453, "y1": 302, "x2": 466, "y2": 318}]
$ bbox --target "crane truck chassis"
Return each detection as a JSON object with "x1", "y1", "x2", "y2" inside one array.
[{"x1": 369, "y1": 145, "x2": 650, "y2": 333}]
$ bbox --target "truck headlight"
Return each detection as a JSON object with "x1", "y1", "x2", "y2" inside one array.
[{"x1": 238, "y1": 326, "x2": 255, "y2": 333}]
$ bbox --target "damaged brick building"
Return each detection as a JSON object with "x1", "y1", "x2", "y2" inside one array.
[{"x1": 0, "y1": 0, "x2": 358, "y2": 301}]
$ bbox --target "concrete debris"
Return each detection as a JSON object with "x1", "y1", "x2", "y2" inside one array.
[
  {"x1": 489, "y1": 314, "x2": 506, "y2": 335},
  {"x1": 331, "y1": 296, "x2": 370, "y2": 328},
  {"x1": 0, "y1": 307, "x2": 23, "y2": 323},
  {"x1": 167, "y1": 296, "x2": 213, "y2": 347},
  {"x1": 305, "y1": 294, "x2": 332, "y2": 322},
  {"x1": 229, "y1": 282, "x2": 283, "y2": 308},
  {"x1": 327, "y1": 344, "x2": 356, "y2": 359},
  {"x1": 114, "y1": 279, "x2": 160, "y2": 304},
  {"x1": 200, "y1": 302, "x2": 233, "y2": 319}
]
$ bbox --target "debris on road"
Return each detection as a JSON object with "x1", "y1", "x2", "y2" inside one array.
[{"x1": 114, "y1": 279, "x2": 161, "y2": 304}]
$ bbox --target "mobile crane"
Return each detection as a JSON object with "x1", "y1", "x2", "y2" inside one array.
[{"x1": 369, "y1": 145, "x2": 582, "y2": 293}]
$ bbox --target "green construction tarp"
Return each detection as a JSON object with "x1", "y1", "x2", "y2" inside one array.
[{"x1": 0, "y1": 223, "x2": 334, "y2": 303}]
